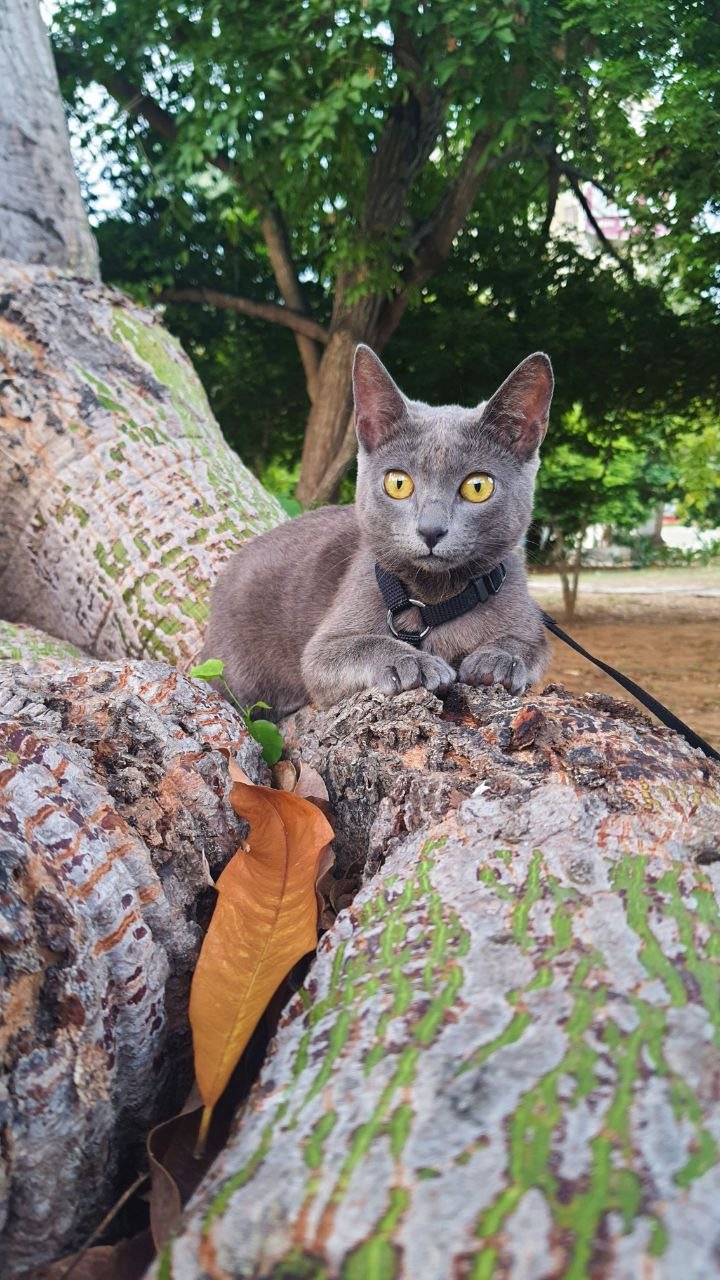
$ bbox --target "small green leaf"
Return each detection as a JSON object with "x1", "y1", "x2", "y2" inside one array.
[
  {"x1": 248, "y1": 719, "x2": 284, "y2": 765},
  {"x1": 189, "y1": 658, "x2": 225, "y2": 679},
  {"x1": 250, "y1": 700, "x2": 272, "y2": 712}
]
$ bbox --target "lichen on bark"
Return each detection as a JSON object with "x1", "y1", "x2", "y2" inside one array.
[
  {"x1": 0, "y1": 619, "x2": 83, "y2": 663},
  {"x1": 0, "y1": 261, "x2": 284, "y2": 664},
  {"x1": 159, "y1": 684, "x2": 720, "y2": 1280}
]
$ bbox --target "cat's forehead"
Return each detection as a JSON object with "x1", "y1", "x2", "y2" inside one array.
[{"x1": 392, "y1": 401, "x2": 497, "y2": 474}]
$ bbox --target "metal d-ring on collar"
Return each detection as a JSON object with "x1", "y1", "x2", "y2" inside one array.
[
  {"x1": 375, "y1": 562, "x2": 507, "y2": 649},
  {"x1": 388, "y1": 598, "x2": 431, "y2": 642}
]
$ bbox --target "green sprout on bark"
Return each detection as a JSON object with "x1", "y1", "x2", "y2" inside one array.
[{"x1": 189, "y1": 659, "x2": 284, "y2": 765}]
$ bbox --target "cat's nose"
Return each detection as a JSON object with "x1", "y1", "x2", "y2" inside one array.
[{"x1": 418, "y1": 523, "x2": 448, "y2": 550}]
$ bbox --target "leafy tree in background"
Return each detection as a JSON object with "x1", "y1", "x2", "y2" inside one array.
[
  {"x1": 672, "y1": 415, "x2": 720, "y2": 530},
  {"x1": 53, "y1": 0, "x2": 720, "y2": 503},
  {"x1": 386, "y1": 195, "x2": 720, "y2": 614},
  {"x1": 530, "y1": 407, "x2": 675, "y2": 615}
]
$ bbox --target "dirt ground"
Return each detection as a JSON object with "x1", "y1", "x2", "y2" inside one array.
[{"x1": 529, "y1": 566, "x2": 720, "y2": 751}]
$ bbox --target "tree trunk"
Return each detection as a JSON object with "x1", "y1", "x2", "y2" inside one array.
[
  {"x1": 553, "y1": 525, "x2": 584, "y2": 621},
  {"x1": 0, "y1": 0, "x2": 99, "y2": 278},
  {"x1": 158, "y1": 683, "x2": 720, "y2": 1279},
  {"x1": 651, "y1": 503, "x2": 665, "y2": 549},
  {"x1": 295, "y1": 284, "x2": 384, "y2": 505},
  {"x1": 295, "y1": 330, "x2": 357, "y2": 505},
  {"x1": 560, "y1": 541, "x2": 583, "y2": 621},
  {"x1": 0, "y1": 260, "x2": 284, "y2": 661},
  {"x1": 0, "y1": 655, "x2": 267, "y2": 1277}
]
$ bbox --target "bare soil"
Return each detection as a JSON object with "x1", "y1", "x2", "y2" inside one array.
[{"x1": 529, "y1": 567, "x2": 720, "y2": 751}]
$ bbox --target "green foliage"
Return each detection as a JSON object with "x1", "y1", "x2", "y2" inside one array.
[
  {"x1": 53, "y1": 0, "x2": 719, "y2": 296},
  {"x1": 275, "y1": 496, "x2": 304, "y2": 518},
  {"x1": 388, "y1": 209, "x2": 718, "y2": 549},
  {"x1": 244, "y1": 715, "x2": 284, "y2": 767},
  {"x1": 190, "y1": 660, "x2": 284, "y2": 764},
  {"x1": 534, "y1": 404, "x2": 675, "y2": 540},
  {"x1": 614, "y1": 535, "x2": 720, "y2": 569},
  {"x1": 190, "y1": 658, "x2": 224, "y2": 680},
  {"x1": 53, "y1": 0, "x2": 720, "y2": 539},
  {"x1": 672, "y1": 416, "x2": 720, "y2": 528}
]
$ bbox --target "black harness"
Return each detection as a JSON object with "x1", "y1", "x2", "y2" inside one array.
[
  {"x1": 374, "y1": 561, "x2": 720, "y2": 765},
  {"x1": 375, "y1": 562, "x2": 507, "y2": 646}
]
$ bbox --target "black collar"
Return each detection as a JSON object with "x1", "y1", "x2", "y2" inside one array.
[{"x1": 375, "y1": 562, "x2": 506, "y2": 648}]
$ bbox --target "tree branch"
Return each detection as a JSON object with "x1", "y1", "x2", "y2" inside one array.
[
  {"x1": 372, "y1": 54, "x2": 534, "y2": 349},
  {"x1": 157, "y1": 287, "x2": 329, "y2": 343},
  {"x1": 530, "y1": 140, "x2": 615, "y2": 204},
  {"x1": 374, "y1": 125, "x2": 500, "y2": 346},
  {"x1": 102, "y1": 72, "x2": 198, "y2": 150},
  {"x1": 258, "y1": 204, "x2": 323, "y2": 397},
  {"x1": 562, "y1": 168, "x2": 634, "y2": 279},
  {"x1": 363, "y1": 14, "x2": 445, "y2": 236},
  {"x1": 410, "y1": 128, "x2": 498, "y2": 280},
  {"x1": 310, "y1": 411, "x2": 357, "y2": 505},
  {"x1": 541, "y1": 155, "x2": 561, "y2": 243}
]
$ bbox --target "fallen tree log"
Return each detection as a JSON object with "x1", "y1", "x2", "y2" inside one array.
[
  {"x1": 159, "y1": 683, "x2": 720, "y2": 1279},
  {"x1": 0, "y1": 657, "x2": 265, "y2": 1277},
  {"x1": 0, "y1": 259, "x2": 283, "y2": 664}
]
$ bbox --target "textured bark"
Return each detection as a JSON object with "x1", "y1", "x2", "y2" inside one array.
[
  {"x1": 0, "y1": 260, "x2": 283, "y2": 661},
  {"x1": 158, "y1": 683, "x2": 720, "y2": 1279},
  {"x1": 0, "y1": 657, "x2": 266, "y2": 1277},
  {"x1": 0, "y1": 0, "x2": 99, "y2": 277}
]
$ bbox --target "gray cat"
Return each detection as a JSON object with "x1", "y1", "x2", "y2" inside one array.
[{"x1": 201, "y1": 345, "x2": 553, "y2": 718}]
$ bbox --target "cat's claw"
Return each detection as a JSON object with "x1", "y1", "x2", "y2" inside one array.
[
  {"x1": 378, "y1": 652, "x2": 456, "y2": 697},
  {"x1": 459, "y1": 647, "x2": 530, "y2": 695}
]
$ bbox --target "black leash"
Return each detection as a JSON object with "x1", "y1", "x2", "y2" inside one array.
[
  {"x1": 374, "y1": 561, "x2": 720, "y2": 765},
  {"x1": 541, "y1": 613, "x2": 720, "y2": 764}
]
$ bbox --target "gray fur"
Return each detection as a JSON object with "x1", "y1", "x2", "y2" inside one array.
[{"x1": 202, "y1": 346, "x2": 554, "y2": 717}]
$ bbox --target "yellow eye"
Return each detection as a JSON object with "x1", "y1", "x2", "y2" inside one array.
[
  {"x1": 459, "y1": 473, "x2": 494, "y2": 503},
  {"x1": 383, "y1": 470, "x2": 415, "y2": 500}
]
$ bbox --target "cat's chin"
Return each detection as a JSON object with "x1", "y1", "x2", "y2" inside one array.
[
  {"x1": 413, "y1": 554, "x2": 453, "y2": 572},
  {"x1": 399, "y1": 552, "x2": 510, "y2": 592}
]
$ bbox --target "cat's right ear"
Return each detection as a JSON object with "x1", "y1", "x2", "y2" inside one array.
[
  {"x1": 352, "y1": 345, "x2": 406, "y2": 451},
  {"x1": 480, "y1": 352, "x2": 554, "y2": 461}
]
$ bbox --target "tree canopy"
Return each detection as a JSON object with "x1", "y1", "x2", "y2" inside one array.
[{"x1": 53, "y1": 0, "x2": 720, "y2": 505}]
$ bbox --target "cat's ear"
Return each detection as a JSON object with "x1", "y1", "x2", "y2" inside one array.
[
  {"x1": 480, "y1": 353, "x2": 554, "y2": 460},
  {"x1": 353, "y1": 344, "x2": 407, "y2": 451}
]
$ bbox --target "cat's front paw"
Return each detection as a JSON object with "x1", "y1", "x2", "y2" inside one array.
[
  {"x1": 459, "y1": 647, "x2": 529, "y2": 695},
  {"x1": 377, "y1": 651, "x2": 456, "y2": 697}
]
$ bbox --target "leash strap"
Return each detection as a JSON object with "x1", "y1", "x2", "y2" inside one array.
[
  {"x1": 375, "y1": 562, "x2": 506, "y2": 648},
  {"x1": 543, "y1": 612, "x2": 720, "y2": 764},
  {"x1": 374, "y1": 562, "x2": 719, "y2": 764}
]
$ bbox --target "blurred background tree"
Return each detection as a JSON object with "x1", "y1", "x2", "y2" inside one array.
[{"x1": 52, "y1": 0, "x2": 719, "y2": 508}]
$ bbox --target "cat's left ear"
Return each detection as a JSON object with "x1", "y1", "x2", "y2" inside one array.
[
  {"x1": 480, "y1": 353, "x2": 554, "y2": 460},
  {"x1": 353, "y1": 344, "x2": 407, "y2": 451}
]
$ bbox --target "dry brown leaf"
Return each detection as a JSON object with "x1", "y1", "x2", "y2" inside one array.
[
  {"x1": 189, "y1": 781, "x2": 334, "y2": 1147},
  {"x1": 315, "y1": 847, "x2": 336, "y2": 927},
  {"x1": 147, "y1": 1088, "x2": 204, "y2": 1251},
  {"x1": 292, "y1": 761, "x2": 335, "y2": 925},
  {"x1": 227, "y1": 756, "x2": 252, "y2": 785},
  {"x1": 32, "y1": 1230, "x2": 153, "y2": 1280},
  {"x1": 272, "y1": 758, "x2": 298, "y2": 791},
  {"x1": 294, "y1": 761, "x2": 329, "y2": 806}
]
